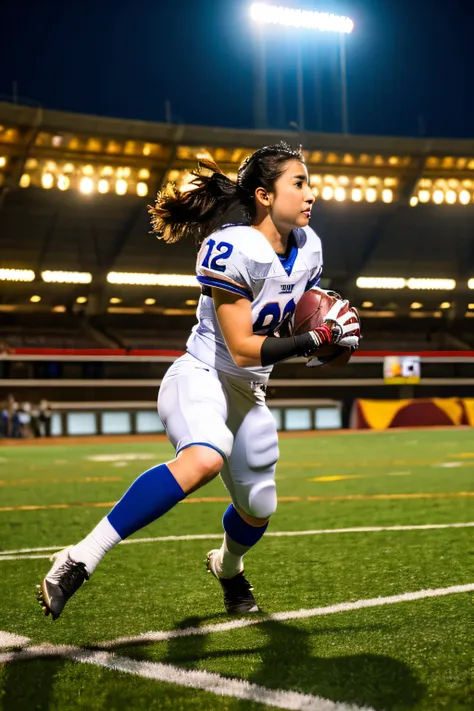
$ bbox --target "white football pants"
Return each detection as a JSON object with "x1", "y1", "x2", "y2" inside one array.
[{"x1": 158, "y1": 353, "x2": 279, "y2": 519}]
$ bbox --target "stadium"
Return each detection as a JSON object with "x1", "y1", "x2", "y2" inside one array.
[{"x1": 0, "y1": 3, "x2": 472, "y2": 709}]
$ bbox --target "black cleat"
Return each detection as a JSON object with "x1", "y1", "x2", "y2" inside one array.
[
  {"x1": 36, "y1": 549, "x2": 89, "y2": 620},
  {"x1": 206, "y1": 549, "x2": 260, "y2": 615}
]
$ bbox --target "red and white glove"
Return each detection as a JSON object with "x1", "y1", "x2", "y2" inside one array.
[{"x1": 306, "y1": 300, "x2": 361, "y2": 367}]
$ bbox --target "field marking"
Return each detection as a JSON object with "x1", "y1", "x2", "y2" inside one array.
[
  {"x1": 0, "y1": 631, "x2": 30, "y2": 649},
  {"x1": 1, "y1": 583, "x2": 473, "y2": 710},
  {"x1": 1, "y1": 491, "x2": 473, "y2": 514},
  {"x1": 0, "y1": 644, "x2": 373, "y2": 711},
  {"x1": 280, "y1": 458, "x2": 473, "y2": 469},
  {"x1": 0, "y1": 522, "x2": 473, "y2": 561},
  {"x1": 308, "y1": 475, "x2": 366, "y2": 482},
  {"x1": 0, "y1": 476, "x2": 123, "y2": 487},
  {"x1": 99, "y1": 583, "x2": 474, "y2": 649},
  {"x1": 85, "y1": 454, "x2": 156, "y2": 462}
]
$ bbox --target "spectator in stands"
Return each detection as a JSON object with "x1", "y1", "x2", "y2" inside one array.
[
  {"x1": 1, "y1": 394, "x2": 20, "y2": 438},
  {"x1": 37, "y1": 399, "x2": 52, "y2": 437},
  {"x1": 18, "y1": 401, "x2": 33, "y2": 438}
]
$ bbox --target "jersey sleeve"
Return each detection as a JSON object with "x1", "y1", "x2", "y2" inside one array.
[{"x1": 196, "y1": 230, "x2": 254, "y2": 300}]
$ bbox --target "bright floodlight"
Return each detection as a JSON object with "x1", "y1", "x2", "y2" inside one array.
[
  {"x1": 356, "y1": 277, "x2": 406, "y2": 290},
  {"x1": 407, "y1": 278, "x2": 456, "y2": 291},
  {"x1": 41, "y1": 270, "x2": 92, "y2": 284},
  {"x1": 107, "y1": 272, "x2": 199, "y2": 287},
  {"x1": 0, "y1": 268, "x2": 35, "y2": 282},
  {"x1": 250, "y1": 3, "x2": 354, "y2": 33}
]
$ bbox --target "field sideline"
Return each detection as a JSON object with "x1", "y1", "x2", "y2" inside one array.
[{"x1": 0, "y1": 428, "x2": 472, "y2": 710}]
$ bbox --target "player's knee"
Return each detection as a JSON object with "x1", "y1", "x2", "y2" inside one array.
[
  {"x1": 246, "y1": 480, "x2": 277, "y2": 519},
  {"x1": 174, "y1": 445, "x2": 224, "y2": 488},
  {"x1": 188, "y1": 445, "x2": 224, "y2": 478}
]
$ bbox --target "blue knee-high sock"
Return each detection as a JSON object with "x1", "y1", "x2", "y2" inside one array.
[
  {"x1": 107, "y1": 463, "x2": 185, "y2": 539},
  {"x1": 223, "y1": 504, "x2": 268, "y2": 548}
]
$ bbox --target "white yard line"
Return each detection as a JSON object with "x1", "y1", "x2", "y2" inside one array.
[
  {"x1": 2, "y1": 583, "x2": 472, "y2": 710},
  {"x1": 0, "y1": 644, "x2": 374, "y2": 711},
  {"x1": 0, "y1": 631, "x2": 30, "y2": 649},
  {"x1": 99, "y1": 583, "x2": 474, "y2": 649},
  {"x1": 0, "y1": 521, "x2": 472, "y2": 560}
]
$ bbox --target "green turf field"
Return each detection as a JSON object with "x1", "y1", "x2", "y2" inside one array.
[{"x1": 0, "y1": 429, "x2": 473, "y2": 711}]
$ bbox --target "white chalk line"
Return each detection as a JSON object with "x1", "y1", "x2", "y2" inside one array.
[
  {"x1": 0, "y1": 521, "x2": 472, "y2": 561},
  {"x1": 2, "y1": 583, "x2": 472, "y2": 710},
  {"x1": 0, "y1": 644, "x2": 373, "y2": 711},
  {"x1": 0, "y1": 631, "x2": 30, "y2": 649},
  {"x1": 99, "y1": 583, "x2": 474, "y2": 649}
]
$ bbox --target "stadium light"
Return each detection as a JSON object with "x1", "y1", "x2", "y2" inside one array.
[
  {"x1": 468, "y1": 279, "x2": 474, "y2": 289},
  {"x1": 407, "y1": 278, "x2": 456, "y2": 291},
  {"x1": 80, "y1": 177, "x2": 94, "y2": 195},
  {"x1": 41, "y1": 270, "x2": 92, "y2": 284},
  {"x1": 439, "y1": 302, "x2": 451, "y2": 309},
  {"x1": 98, "y1": 179, "x2": 109, "y2": 194},
  {"x1": 41, "y1": 172, "x2": 54, "y2": 189},
  {"x1": 356, "y1": 277, "x2": 406, "y2": 290},
  {"x1": 0, "y1": 268, "x2": 35, "y2": 282},
  {"x1": 250, "y1": 3, "x2": 353, "y2": 33},
  {"x1": 30, "y1": 295, "x2": 41, "y2": 303},
  {"x1": 107, "y1": 272, "x2": 200, "y2": 287},
  {"x1": 250, "y1": 3, "x2": 354, "y2": 133},
  {"x1": 76, "y1": 296, "x2": 88, "y2": 304},
  {"x1": 365, "y1": 188, "x2": 377, "y2": 203},
  {"x1": 115, "y1": 179, "x2": 128, "y2": 195},
  {"x1": 144, "y1": 298, "x2": 156, "y2": 305},
  {"x1": 57, "y1": 175, "x2": 70, "y2": 191}
]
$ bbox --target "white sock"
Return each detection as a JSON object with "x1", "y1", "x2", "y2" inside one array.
[
  {"x1": 69, "y1": 517, "x2": 122, "y2": 575},
  {"x1": 214, "y1": 533, "x2": 250, "y2": 579}
]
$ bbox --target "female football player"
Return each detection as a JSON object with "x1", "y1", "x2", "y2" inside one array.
[{"x1": 38, "y1": 142, "x2": 360, "y2": 619}]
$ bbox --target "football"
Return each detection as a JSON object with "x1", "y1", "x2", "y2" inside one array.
[{"x1": 293, "y1": 287, "x2": 357, "y2": 366}]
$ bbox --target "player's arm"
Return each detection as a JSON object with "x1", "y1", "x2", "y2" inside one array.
[{"x1": 212, "y1": 288, "x2": 337, "y2": 368}]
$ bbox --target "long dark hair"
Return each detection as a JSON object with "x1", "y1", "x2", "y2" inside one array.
[{"x1": 149, "y1": 141, "x2": 303, "y2": 246}]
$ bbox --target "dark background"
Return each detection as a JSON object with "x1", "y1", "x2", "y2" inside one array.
[{"x1": 1, "y1": 0, "x2": 473, "y2": 138}]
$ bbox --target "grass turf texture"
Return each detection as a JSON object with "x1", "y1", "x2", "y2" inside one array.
[{"x1": 0, "y1": 428, "x2": 472, "y2": 710}]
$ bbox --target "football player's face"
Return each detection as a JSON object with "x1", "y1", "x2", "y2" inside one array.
[{"x1": 271, "y1": 160, "x2": 315, "y2": 228}]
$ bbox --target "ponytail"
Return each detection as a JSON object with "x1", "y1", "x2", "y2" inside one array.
[
  {"x1": 149, "y1": 159, "x2": 244, "y2": 246},
  {"x1": 149, "y1": 142, "x2": 303, "y2": 246}
]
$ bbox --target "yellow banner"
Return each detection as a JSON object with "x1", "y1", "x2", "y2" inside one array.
[
  {"x1": 462, "y1": 399, "x2": 474, "y2": 427},
  {"x1": 358, "y1": 399, "x2": 412, "y2": 430},
  {"x1": 432, "y1": 398, "x2": 464, "y2": 426}
]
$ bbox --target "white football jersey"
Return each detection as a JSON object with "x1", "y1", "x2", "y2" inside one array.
[{"x1": 186, "y1": 223, "x2": 323, "y2": 382}]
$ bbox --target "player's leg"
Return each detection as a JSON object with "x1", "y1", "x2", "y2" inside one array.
[
  {"x1": 208, "y1": 386, "x2": 279, "y2": 613},
  {"x1": 38, "y1": 355, "x2": 233, "y2": 619}
]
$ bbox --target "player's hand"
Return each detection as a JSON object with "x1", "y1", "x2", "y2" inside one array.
[
  {"x1": 323, "y1": 300, "x2": 360, "y2": 349},
  {"x1": 306, "y1": 345, "x2": 358, "y2": 368}
]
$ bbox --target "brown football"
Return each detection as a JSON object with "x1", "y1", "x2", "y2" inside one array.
[{"x1": 293, "y1": 287, "x2": 354, "y2": 367}]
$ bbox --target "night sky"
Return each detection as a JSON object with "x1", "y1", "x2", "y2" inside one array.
[{"x1": 1, "y1": 0, "x2": 473, "y2": 139}]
